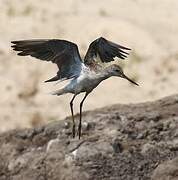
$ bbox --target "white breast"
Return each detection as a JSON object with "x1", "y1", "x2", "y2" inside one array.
[{"x1": 66, "y1": 66, "x2": 100, "y2": 94}]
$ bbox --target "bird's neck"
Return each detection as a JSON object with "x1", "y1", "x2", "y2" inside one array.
[{"x1": 95, "y1": 69, "x2": 111, "y2": 82}]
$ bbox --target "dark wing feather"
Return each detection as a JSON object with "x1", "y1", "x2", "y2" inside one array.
[
  {"x1": 11, "y1": 39, "x2": 83, "y2": 81},
  {"x1": 84, "y1": 37, "x2": 131, "y2": 66}
]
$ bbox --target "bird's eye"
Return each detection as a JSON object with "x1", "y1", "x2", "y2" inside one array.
[{"x1": 115, "y1": 69, "x2": 119, "y2": 72}]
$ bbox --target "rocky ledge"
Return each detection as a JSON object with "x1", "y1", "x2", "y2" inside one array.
[{"x1": 1, "y1": 94, "x2": 178, "y2": 180}]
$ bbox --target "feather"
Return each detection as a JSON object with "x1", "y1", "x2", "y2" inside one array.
[{"x1": 84, "y1": 37, "x2": 131, "y2": 66}]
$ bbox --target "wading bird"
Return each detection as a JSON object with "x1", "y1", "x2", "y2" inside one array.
[{"x1": 11, "y1": 37, "x2": 138, "y2": 139}]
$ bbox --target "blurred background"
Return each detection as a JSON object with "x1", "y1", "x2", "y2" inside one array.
[{"x1": 0, "y1": 0, "x2": 178, "y2": 132}]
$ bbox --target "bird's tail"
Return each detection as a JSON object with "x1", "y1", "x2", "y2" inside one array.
[{"x1": 50, "y1": 88, "x2": 66, "y2": 96}]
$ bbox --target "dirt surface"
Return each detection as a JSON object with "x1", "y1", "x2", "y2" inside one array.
[
  {"x1": 1, "y1": 0, "x2": 178, "y2": 131},
  {"x1": 0, "y1": 94, "x2": 178, "y2": 180}
]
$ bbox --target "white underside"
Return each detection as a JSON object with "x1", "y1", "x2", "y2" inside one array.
[
  {"x1": 52, "y1": 64, "x2": 105, "y2": 96},
  {"x1": 65, "y1": 65, "x2": 100, "y2": 94}
]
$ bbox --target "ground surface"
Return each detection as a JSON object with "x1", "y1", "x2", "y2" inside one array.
[
  {"x1": 0, "y1": 0, "x2": 178, "y2": 131},
  {"x1": 0, "y1": 94, "x2": 178, "y2": 180}
]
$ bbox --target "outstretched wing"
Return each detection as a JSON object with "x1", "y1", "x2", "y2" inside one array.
[
  {"x1": 84, "y1": 37, "x2": 131, "y2": 67},
  {"x1": 11, "y1": 39, "x2": 83, "y2": 81}
]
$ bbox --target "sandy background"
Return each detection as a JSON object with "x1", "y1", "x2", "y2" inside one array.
[{"x1": 0, "y1": 0, "x2": 178, "y2": 132}]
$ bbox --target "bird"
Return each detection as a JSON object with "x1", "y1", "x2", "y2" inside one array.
[{"x1": 11, "y1": 37, "x2": 139, "y2": 139}]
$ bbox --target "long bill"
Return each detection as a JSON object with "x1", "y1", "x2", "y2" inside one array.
[{"x1": 122, "y1": 74, "x2": 139, "y2": 86}]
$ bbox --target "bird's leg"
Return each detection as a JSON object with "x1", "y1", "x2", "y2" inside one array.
[
  {"x1": 78, "y1": 93, "x2": 89, "y2": 139},
  {"x1": 70, "y1": 95, "x2": 77, "y2": 138}
]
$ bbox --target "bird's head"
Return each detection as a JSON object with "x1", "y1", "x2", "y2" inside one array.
[{"x1": 107, "y1": 64, "x2": 139, "y2": 86}]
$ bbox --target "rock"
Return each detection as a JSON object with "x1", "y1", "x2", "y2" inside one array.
[
  {"x1": 141, "y1": 142, "x2": 155, "y2": 155},
  {"x1": 152, "y1": 157, "x2": 178, "y2": 180},
  {"x1": 0, "y1": 94, "x2": 178, "y2": 180},
  {"x1": 112, "y1": 138, "x2": 123, "y2": 153}
]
